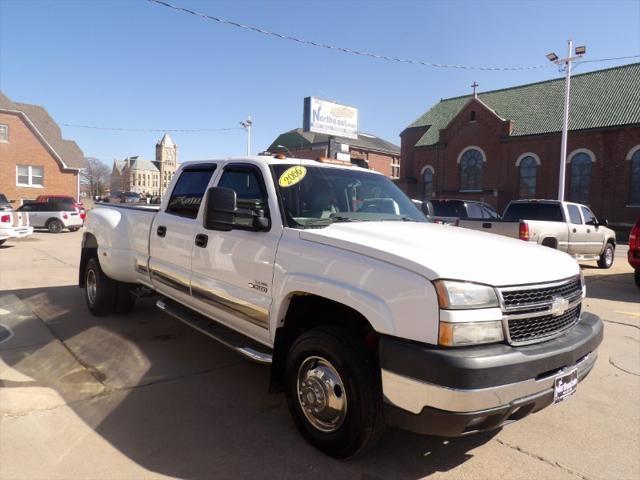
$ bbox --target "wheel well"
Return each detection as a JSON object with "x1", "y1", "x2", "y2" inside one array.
[
  {"x1": 541, "y1": 237, "x2": 558, "y2": 249},
  {"x1": 269, "y1": 294, "x2": 377, "y2": 392},
  {"x1": 78, "y1": 233, "x2": 98, "y2": 287},
  {"x1": 45, "y1": 217, "x2": 62, "y2": 226}
]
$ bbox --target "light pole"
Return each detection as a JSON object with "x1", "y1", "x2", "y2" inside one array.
[
  {"x1": 546, "y1": 41, "x2": 586, "y2": 201},
  {"x1": 276, "y1": 144, "x2": 294, "y2": 157},
  {"x1": 240, "y1": 115, "x2": 253, "y2": 155}
]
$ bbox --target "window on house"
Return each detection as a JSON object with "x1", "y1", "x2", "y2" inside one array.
[
  {"x1": 518, "y1": 156, "x2": 537, "y2": 198},
  {"x1": 470, "y1": 111, "x2": 476, "y2": 122},
  {"x1": 422, "y1": 168, "x2": 434, "y2": 200},
  {"x1": 460, "y1": 148, "x2": 484, "y2": 191},
  {"x1": 629, "y1": 149, "x2": 640, "y2": 206},
  {"x1": 0, "y1": 124, "x2": 8, "y2": 142},
  {"x1": 390, "y1": 157, "x2": 400, "y2": 179},
  {"x1": 16, "y1": 165, "x2": 44, "y2": 187},
  {"x1": 568, "y1": 152, "x2": 593, "y2": 204}
]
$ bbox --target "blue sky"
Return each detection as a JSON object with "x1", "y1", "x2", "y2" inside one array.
[{"x1": 1, "y1": 0, "x2": 638, "y2": 165}]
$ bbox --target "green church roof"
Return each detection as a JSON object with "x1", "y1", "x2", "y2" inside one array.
[{"x1": 408, "y1": 62, "x2": 640, "y2": 147}]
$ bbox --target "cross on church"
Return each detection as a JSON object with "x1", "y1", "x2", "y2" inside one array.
[{"x1": 471, "y1": 81, "x2": 479, "y2": 98}]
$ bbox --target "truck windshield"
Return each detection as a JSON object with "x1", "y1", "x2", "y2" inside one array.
[
  {"x1": 503, "y1": 203, "x2": 564, "y2": 222},
  {"x1": 271, "y1": 164, "x2": 426, "y2": 228}
]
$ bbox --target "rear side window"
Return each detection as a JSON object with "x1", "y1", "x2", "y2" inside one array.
[
  {"x1": 503, "y1": 203, "x2": 564, "y2": 222},
  {"x1": 567, "y1": 205, "x2": 582, "y2": 224},
  {"x1": 432, "y1": 200, "x2": 467, "y2": 218},
  {"x1": 166, "y1": 167, "x2": 216, "y2": 219}
]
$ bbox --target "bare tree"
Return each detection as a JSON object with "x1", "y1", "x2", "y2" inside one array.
[{"x1": 81, "y1": 157, "x2": 111, "y2": 197}]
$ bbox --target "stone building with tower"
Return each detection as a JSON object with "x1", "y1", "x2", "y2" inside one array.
[
  {"x1": 111, "y1": 133, "x2": 178, "y2": 197},
  {"x1": 398, "y1": 63, "x2": 640, "y2": 227}
]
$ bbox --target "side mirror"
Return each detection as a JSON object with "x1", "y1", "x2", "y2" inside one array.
[
  {"x1": 204, "y1": 187, "x2": 236, "y2": 231},
  {"x1": 599, "y1": 218, "x2": 609, "y2": 227},
  {"x1": 204, "y1": 187, "x2": 270, "y2": 232}
]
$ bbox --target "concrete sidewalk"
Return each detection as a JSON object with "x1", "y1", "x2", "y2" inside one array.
[{"x1": 0, "y1": 232, "x2": 638, "y2": 480}]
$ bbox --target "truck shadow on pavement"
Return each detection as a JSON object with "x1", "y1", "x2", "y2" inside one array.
[
  {"x1": 583, "y1": 272, "x2": 639, "y2": 303},
  {"x1": 2, "y1": 285, "x2": 497, "y2": 479}
]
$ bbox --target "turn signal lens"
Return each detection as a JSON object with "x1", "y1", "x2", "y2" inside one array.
[
  {"x1": 439, "y1": 321, "x2": 504, "y2": 346},
  {"x1": 519, "y1": 221, "x2": 529, "y2": 241},
  {"x1": 1, "y1": 214, "x2": 10, "y2": 223}
]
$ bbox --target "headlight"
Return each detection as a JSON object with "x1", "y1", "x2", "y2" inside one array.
[
  {"x1": 439, "y1": 321, "x2": 504, "y2": 346},
  {"x1": 434, "y1": 280, "x2": 499, "y2": 309}
]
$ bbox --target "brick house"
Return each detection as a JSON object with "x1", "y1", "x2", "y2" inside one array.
[
  {"x1": 268, "y1": 128, "x2": 401, "y2": 179},
  {"x1": 398, "y1": 63, "x2": 640, "y2": 227},
  {"x1": 0, "y1": 92, "x2": 85, "y2": 204}
]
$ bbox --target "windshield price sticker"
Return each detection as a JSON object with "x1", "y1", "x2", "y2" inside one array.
[{"x1": 279, "y1": 166, "x2": 307, "y2": 188}]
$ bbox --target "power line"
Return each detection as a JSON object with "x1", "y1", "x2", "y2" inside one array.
[
  {"x1": 60, "y1": 123, "x2": 244, "y2": 133},
  {"x1": 147, "y1": 0, "x2": 639, "y2": 72}
]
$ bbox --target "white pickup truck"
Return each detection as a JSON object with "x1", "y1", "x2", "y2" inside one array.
[
  {"x1": 459, "y1": 200, "x2": 617, "y2": 268},
  {"x1": 80, "y1": 156, "x2": 603, "y2": 458}
]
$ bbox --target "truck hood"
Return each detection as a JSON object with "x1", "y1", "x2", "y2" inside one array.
[{"x1": 299, "y1": 221, "x2": 580, "y2": 287}]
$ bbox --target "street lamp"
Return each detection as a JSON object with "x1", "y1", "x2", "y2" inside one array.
[
  {"x1": 276, "y1": 144, "x2": 294, "y2": 157},
  {"x1": 240, "y1": 116, "x2": 253, "y2": 156},
  {"x1": 547, "y1": 41, "x2": 586, "y2": 201}
]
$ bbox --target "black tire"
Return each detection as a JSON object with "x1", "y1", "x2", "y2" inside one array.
[
  {"x1": 68, "y1": 227, "x2": 81, "y2": 232},
  {"x1": 0, "y1": 239, "x2": 5, "y2": 246},
  {"x1": 597, "y1": 242, "x2": 615, "y2": 269},
  {"x1": 284, "y1": 326, "x2": 384, "y2": 458},
  {"x1": 634, "y1": 269, "x2": 640, "y2": 288},
  {"x1": 84, "y1": 257, "x2": 117, "y2": 316},
  {"x1": 114, "y1": 282, "x2": 136, "y2": 313},
  {"x1": 47, "y1": 219, "x2": 64, "y2": 234}
]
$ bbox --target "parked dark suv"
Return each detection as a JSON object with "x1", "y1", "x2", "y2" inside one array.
[{"x1": 431, "y1": 199, "x2": 499, "y2": 225}]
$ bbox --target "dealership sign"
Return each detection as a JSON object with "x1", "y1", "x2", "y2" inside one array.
[{"x1": 303, "y1": 97, "x2": 358, "y2": 139}]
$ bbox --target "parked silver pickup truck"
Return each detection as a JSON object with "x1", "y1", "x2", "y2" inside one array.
[{"x1": 459, "y1": 200, "x2": 616, "y2": 268}]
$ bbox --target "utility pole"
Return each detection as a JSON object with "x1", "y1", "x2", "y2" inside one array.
[
  {"x1": 546, "y1": 41, "x2": 586, "y2": 201},
  {"x1": 240, "y1": 115, "x2": 253, "y2": 155}
]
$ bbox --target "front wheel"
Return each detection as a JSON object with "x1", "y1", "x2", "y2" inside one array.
[
  {"x1": 597, "y1": 243, "x2": 614, "y2": 269},
  {"x1": 284, "y1": 327, "x2": 384, "y2": 458},
  {"x1": 634, "y1": 269, "x2": 640, "y2": 288}
]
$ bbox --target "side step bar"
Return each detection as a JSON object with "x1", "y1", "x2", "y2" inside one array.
[{"x1": 156, "y1": 299, "x2": 273, "y2": 365}]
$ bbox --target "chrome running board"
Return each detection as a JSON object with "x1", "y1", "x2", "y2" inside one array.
[{"x1": 156, "y1": 299, "x2": 273, "y2": 364}]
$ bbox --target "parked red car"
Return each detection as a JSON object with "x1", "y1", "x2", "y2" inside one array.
[
  {"x1": 628, "y1": 218, "x2": 640, "y2": 287},
  {"x1": 35, "y1": 195, "x2": 86, "y2": 220}
]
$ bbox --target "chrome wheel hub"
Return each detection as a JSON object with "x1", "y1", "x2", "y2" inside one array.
[
  {"x1": 297, "y1": 356, "x2": 347, "y2": 433},
  {"x1": 86, "y1": 269, "x2": 97, "y2": 306},
  {"x1": 605, "y1": 247, "x2": 613, "y2": 264}
]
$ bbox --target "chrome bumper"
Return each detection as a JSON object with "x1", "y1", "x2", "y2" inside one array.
[{"x1": 382, "y1": 350, "x2": 597, "y2": 414}]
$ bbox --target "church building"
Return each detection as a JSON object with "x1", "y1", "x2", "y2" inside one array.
[{"x1": 111, "y1": 133, "x2": 178, "y2": 197}]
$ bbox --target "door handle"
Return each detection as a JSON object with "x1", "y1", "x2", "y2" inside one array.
[
  {"x1": 587, "y1": 229, "x2": 591, "y2": 233},
  {"x1": 195, "y1": 233, "x2": 208, "y2": 248},
  {"x1": 157, "y1": 225, "x2": 167, "y2": 237},
  {"x1": 572, "y1": 228, "x2": 577, "y2": 233}
]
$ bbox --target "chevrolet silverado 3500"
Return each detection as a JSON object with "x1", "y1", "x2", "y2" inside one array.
[{"x1": 79, "y1": 156, "x2": 603, "y2": 458}]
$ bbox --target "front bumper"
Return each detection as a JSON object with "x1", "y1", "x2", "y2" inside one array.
[{"x1": 380, "y1": 311, "x2": 602, "y2": 436}]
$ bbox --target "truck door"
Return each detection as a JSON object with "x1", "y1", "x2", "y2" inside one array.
[
  {"x1": 190, "y1": 163, "x2": 280, "y2": 343},
  {"x1": 580, "y1": 206, "x2": 606, "y2": 255},
  {"x1": 566, "y1": 203, "x2": 588, "y2": 255},
  {"x1": 149, "y1": 164, "x2": 217, "y2": 302}
]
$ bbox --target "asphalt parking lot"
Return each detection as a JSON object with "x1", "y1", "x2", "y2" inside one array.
[{"x1": 0, "y1": 231, "x2": 638, "y2": 480}]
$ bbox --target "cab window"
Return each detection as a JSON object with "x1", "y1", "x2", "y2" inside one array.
[
  {"x1": 567, "y1": 204, "x2": 582, "y2": 225},
  {"x1": 218, "y1": 166, "x2": 269, "y2": 229},
  {"x1": 580, "y1": 206, "x2": 596, "y2": 224},
  {"x1": 166, "y1": 166, "x2": 216, "y2": 219}
]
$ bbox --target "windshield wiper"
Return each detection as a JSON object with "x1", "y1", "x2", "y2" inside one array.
[{"x1": 304, "y1": 216, "x2": 362, "y2": 227}]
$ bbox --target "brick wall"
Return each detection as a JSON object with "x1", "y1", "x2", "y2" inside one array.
[
  {"x1": 0, "y1": 112, "x2": 78, "y2": 203},
  {"x1": 400, "y1": 99, "x2": 640, "y2": 225}
]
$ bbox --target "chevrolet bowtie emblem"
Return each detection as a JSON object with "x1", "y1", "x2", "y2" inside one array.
[{"x1": 550, "y1": 296, "x2": 570, "y2": 317}]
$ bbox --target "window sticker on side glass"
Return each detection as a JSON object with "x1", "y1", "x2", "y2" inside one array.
[{"x1": 278, "y1": 166, "x2": 307, "y2": 188}]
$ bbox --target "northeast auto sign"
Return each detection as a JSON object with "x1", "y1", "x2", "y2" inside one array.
[{"x1": 303, "y1": 97, "x2": 358, "y2": 139}]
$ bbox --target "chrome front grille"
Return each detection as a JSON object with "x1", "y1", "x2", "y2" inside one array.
[{"x1": 498, "y1": 276, "x2": 583, "y2": 345}]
